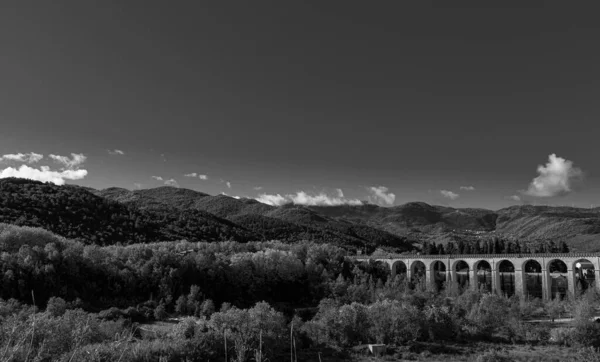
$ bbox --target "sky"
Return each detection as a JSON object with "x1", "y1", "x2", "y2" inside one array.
[{"x1": 1, "y1": 1, "x2": 599, "y2": 210}]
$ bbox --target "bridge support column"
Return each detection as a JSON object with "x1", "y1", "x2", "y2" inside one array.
[
  {"x1": 491, "y1": 269, "x2": 499, "y2": 295},
  {"x1": 389, "y1": 261, "x2": 396, "y2": 280},
  {"x1": 426, "y1": 265, "x2": 432, "y2": 288},
  {"x1": 514, "y1": 268, "x2": 525, "y2": 297},
  {"x1": 568, "y1": 269, "x2": 576, "y2": 298},
  {"x1": 542, "y1": 269, "x2": 550, "y2": 301},
  {"x1": 469, "y1": 269, "x2": 476, "y2": 290},
  {"x1": 595, "y1": 269, "x2": 600, "y2": 293}
]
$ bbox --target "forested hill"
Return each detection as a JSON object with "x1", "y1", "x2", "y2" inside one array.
[
  {"x1": 0, "y1": 178, "x2": 411, "y2": 251},
  {"x1": 2, "y1": 177, "x2": 599, "y2": 251}
]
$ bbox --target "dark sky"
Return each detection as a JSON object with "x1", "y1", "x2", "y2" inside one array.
[{"x1": 1, "y1": 1, "x2": 599, "y2": 209}]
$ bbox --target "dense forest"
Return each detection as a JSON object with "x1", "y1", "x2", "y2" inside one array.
[{"x1": 1, "y1": 223, "x2": 600, "y2": 361}]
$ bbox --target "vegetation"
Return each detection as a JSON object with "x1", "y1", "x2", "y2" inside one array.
[{"x1": 1, "y1": 222, "x2": 600, "y2": 360}]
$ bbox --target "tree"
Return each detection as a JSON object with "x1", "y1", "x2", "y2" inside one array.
[
  {"x1": 46, "y1": 296, "x2": 67, "y2": 317},
  {"x1": 154, "y1": 303, "x2": 167, "y2": 320}
]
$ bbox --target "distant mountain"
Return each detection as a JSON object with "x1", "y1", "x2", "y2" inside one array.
[
  {"x1": 2, "y1": 178, "x2": 600, "y2": 251},
  {"x1": 0, "y1": 178, "x2": 411, "y2": 251},
  {"x1": 0, "y1": 178, "x2": 256, "y2": 244}
]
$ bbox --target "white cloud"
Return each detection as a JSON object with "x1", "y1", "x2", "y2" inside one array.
[
  {"x1": 0, "y1": 165, "x2": 87, "y2": 185},
  {"x1": 108, "y1": 149, "x2": 124, "y2": 155},
  {"x1": 508, "y1": 195, "x2": 521, "y2": 202},
  {"x1": 49, "y1": 153, "x2": 86, "y2": 169},
  {"x1": 254, "y1": 186, "x2": 263, "y2": 190},
  {"x1": 221, "y1": 192, "x2": 241, "y2": 199},
  {"x1": 256, "y1": 191, "x2": 362, "y2": 206},
  {"x1": 256, "y1": 193, "x2": 288, "y2": 206},
  {"x1": 524, "y1": 154, "x2": 583, "y2": 197},
  {"x1": 226, "y1": 181, "x2": 231, "y2": 189},
  {"x1": 133, "y1": 183, "x2": 143, "y2": 189},
  {"x1": 336, "y1": 188, "x2": 344, "y2": 198},
  {"x1": 199, "y1": 174, "x2": 208, "y2": 180},
  {"x1": 151, "y1": 176, "x2": 163, "y2": 181},
  {"x1": 0, "y1": 152, "x2": 44, "y2": 163},
  {"x1": 164, "y1": 179, "x2": 179, "y2": 187},
  {"x1": 440, "y1": 190, "x2": 460, "y2": 200},
  {"x1": 367, "y1": 186, "x2": 396, "y2": 206},
  {"x1": 184, "y1": 173, "x2": 197, "y2": 177},
  {"x1": 460, "y1": 186, "x2": 475, "y2": 191}
]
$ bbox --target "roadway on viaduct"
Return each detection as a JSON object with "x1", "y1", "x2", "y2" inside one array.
[{"x1": 351, "y1": 253, "x2": 600, "y2": 300}]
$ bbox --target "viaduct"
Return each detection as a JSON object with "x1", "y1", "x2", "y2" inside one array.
[{"x1": 352, "y1": 253, "x2": 600, "y2": 300}]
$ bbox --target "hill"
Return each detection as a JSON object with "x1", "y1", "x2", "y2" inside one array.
[
  {"x1": 0, "y1": 178, "x2": 256, "y2": 244},
  {"x1": 0, "y1": 178, "x2": 412, "y2": 251},
  {"x1": 3, "y1": 177, "x2": 600, "y2": 251}
]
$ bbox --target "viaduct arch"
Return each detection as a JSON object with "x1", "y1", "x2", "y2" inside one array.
[{"x1": 352, "y1": 253, "x2": 599, "y2": 300}]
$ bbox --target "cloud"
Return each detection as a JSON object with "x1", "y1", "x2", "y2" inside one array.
[
  {"x1": 0, "y1": 165, "x2": 87, "y2": 185},
  {"x1": 221, "y1": 192, "x2": 241, "y2": 199},
  {"x1": 133, "y1": 183, "x2": 143, "y2": 189},
  {"x1": 184, "y1": 173, "x2": 208, "y2": 180},
  {"x1": 508, "y1": 195, "x2": 521, "y2": 202},
  {"x1": 460, "y1": 186, "x2": 475, "y2": 191},
  {"x1": 254, "y1": 186, "x2": 263, "y2": 190},
  {"x1": 49, "y1": 153, "x2": 86, "y2": 169},
  {"x1": 367, "y1": 186, "x2": 396, "y2": 206},
  {"x1": 164, "y1": 179, "x2": 179, "y2": 187},
  {"x1": 440, "y1": 190, "x2": 460, "y2": 200},
  {"x1": 336, "y1": 188, "x2": 344, "y2": 198},
  {"x1": 0, "y1": 152, "x2": 44, "y2": 163},
  {"x1": 151, "y1": 176, "x2": 163, "y2": 181},
  {"x1": 256, "y1": 191, "x2": 363, "y2": 206},
  {"x1": 256, "y1": 193, "x2": 288, "y2": 206},
  {"x1": 108, "y1": 149, "x2": 124, "y2": 155},
  {"x1": 226, "y1": 181, "x2": 231, "y2": 189},
  {"x1": 524, "y1": 154, "x2": 583, "y2": 197}
]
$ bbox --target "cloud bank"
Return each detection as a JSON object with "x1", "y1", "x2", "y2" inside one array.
[
  {"x1": 524, "y1": 154, "x2": 582, "y2": 197},
  {"x1": 0, "y1": 165, "x2": 87, "y2": 185},
  {"x1": 440, "y1": 190, "x2": 459, "y2": 200},
  {"x1": 367, "y1": 186, "x2": 395, "y2": 206},
  {"x1": 0, "y1": 152, "x2": 88, "y2": 185},
  {"x1": 256, "y1": 190, "x2": 363, "y2": 206},
  {"x1": 0, "y1": 152, "x2": 43, "y2": 163}
]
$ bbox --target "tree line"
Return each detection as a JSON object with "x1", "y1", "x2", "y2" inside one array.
[{"x1": 422, "y1": 237, "x2": 569, "y2": 255}]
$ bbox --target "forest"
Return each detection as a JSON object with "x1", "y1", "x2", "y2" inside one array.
[{"x1": 1, "y1": 223, "x2": 600, "y2": 361}]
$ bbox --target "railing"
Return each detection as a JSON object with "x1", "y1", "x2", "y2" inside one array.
[{"x1": 349, "y1": 252, "x2": 600, "y2": 260}]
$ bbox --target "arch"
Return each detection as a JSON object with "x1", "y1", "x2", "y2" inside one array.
[
  {"x1": 391, "y1": 260, "x2": 408, "y2": 281},
  {"x1": 498, "y1": 260, "x2": 515, "y2": 297},
  {"x1": 475, "y1": 260, "x2": 492, "y2": 292},
  {"x1": 523, "y1": 259, "x2": 543, "y2": 300},
  {"x1": 431, "y1": 260, "x2": 447, "y2": 290},
  {"x1": 410, "y1": 260, "x2": 426, "y2": 287},
  {"x1": 574, "y1": 259, "x2": 595, "y2": 295},
  {"x1": 547, "y1": 259, "x2": 568, "y2": 300},
  {"x1": 453, "y1": 260, "x2": 470, "y2": 289}
]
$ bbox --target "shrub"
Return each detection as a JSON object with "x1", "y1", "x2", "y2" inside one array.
[{"x1": 46, "y1": 296, "x2": 67, "y2": 317}]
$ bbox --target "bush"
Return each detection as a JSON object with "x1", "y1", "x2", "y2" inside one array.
[{"x1": 46, "y1": 296, "x2": 67, "y2": 317}]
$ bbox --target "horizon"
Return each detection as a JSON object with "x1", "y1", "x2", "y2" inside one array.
[{"x1": 1, "y1": 2, "x2": 599, "y2": 209}]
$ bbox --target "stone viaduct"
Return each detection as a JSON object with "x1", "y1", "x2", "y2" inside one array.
[{"x1": 352, "y1": 253, "x2": 600, "y2": 300}]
